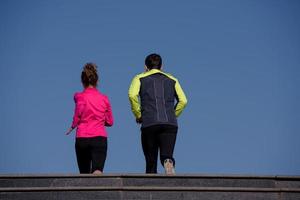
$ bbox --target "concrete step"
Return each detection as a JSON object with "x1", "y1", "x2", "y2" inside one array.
[
  {"x1": 0, "y1": 174, "x2": 300, "y2": 200},
  {"x1": 1, "y1": 174, "x2": 300, "y2": 188}
]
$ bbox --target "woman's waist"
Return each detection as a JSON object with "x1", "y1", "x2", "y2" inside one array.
[
  {"x1": 76, "y1": 128, "x2": 107, "y2": 138},
  {"x1": 77, "y1": 121, "x2": 106, "y2": 132}
]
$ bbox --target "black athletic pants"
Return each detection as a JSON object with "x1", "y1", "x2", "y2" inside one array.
[
  {"x1": 141, "y1": 124, "x2": 178, "y2": 174},
  {"x1": 75, "y1": 136, "x2": 107, "y2": 174}
]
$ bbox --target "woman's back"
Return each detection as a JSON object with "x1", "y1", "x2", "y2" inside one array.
[{"x1": 73, "y1": 87, "x2": 113, "y2": 138}]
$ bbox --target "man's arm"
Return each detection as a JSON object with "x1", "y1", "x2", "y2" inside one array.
[
  {"x1": 174, "y1": 80, "x2": 188, "y2": 117},
  {"x1": 128, "y1": 75, "x2": 142, "y2": 120}
]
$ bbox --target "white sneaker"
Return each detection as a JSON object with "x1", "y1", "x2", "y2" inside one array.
[
  {"x1": 92, "y1": 170, "x2": 103, "y2": 175},
  {"x1": 164, "y1": 159, "x2": 175, "y2": 175}
]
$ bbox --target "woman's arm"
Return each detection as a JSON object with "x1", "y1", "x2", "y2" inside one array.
[
  {"x1": 71, "y1": 93, "x2": 86, "y2": 129},
  {"x1": 104, "y1": 96, "x2": 114, "y2": 127}
]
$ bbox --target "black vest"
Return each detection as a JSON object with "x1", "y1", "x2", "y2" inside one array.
[{"x1": 139, "y1": 73, "x2": 178, "y2": 128}]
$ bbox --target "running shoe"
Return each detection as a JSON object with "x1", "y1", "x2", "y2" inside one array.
[{"x1": 164, "y1": 159, "x2": 175, "y2": 175}]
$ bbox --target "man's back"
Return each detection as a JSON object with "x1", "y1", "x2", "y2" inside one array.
[
  {"x1": 129, "y1": 69, "x2": 187, "y2": 128},
  {"x1": 139, "y1": 72, "x2": 177, "y2": 127}
]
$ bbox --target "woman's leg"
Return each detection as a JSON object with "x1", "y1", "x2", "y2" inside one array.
[
  {"x1": 75, "y1": 138, "x2": 92, "y2": 174},
  {"x1": 90, "y1": 136, "x2": 107, "y2": 173}
]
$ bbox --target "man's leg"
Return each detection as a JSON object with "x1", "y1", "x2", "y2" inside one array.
[
  {"x1": 141, "y1": 125, "x2": 160, "y2": 173},
  {"x1": 158, "y1": 125, "x2": 178, "y2": 167}
]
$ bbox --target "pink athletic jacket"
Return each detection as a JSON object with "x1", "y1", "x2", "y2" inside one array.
[{"x1": 71, "y1": 87, "x2": 114, "y2": 138}]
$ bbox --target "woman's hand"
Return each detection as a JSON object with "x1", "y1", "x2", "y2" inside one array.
[{"x1": 65, "y1": 127, "x2": 74, "y2": 135}]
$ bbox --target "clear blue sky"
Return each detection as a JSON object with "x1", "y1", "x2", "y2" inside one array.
[{"x1": 0, "y1": 0, "x2": 299, "y2": 175}]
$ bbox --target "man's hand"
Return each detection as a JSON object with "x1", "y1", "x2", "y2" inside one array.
[
  {"x1": 136, "y1": 118, "x2": 142, "y2": 124},
  {"x1": 66, "y1": 127, "x2": 74, "y2": 135}
]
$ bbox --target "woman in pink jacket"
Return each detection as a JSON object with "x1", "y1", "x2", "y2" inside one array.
[{"x1": 66, "y1": 63, "x2": 114, "y2": 174}]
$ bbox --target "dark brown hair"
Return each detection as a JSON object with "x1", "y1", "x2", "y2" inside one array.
[
  {"x1": 81, "y1": 63, "x2": 98, "y2": 87},
  {"x1": 145, "y1": 53, "x2": 162, "y2": 70}
]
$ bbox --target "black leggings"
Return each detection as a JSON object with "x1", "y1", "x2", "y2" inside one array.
[
  {"x1": 75, "y1": 136, "x2": 107, "y2": 174},
  {"x1": 141, "y1": 124, "x2": 178, "y2": 173}
]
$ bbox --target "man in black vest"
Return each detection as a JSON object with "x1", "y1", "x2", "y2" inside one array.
[{"x1": 129, "y1": 53, "x2": 188, "y2": 174}]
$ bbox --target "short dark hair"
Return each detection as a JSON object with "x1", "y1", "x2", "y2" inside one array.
[
  {"x1": 145, "y1": 53, "x2": 162, "y2": 70},
  {"x1": 81, "y1": 63, "x2": 98, "y2": 87}
]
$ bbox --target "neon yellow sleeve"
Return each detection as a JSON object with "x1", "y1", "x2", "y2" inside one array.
[
  {"x1": 174, "y1": 80, "x2": 188, "y2": 117},
  {"x1": 128, "y1": 75, "x2": 142, "y2": 119}
]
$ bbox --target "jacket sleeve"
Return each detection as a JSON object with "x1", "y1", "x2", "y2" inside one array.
[
  {"x1": 71, "y1": 93, "x2": 86, "y2": 129},
  {"x1": 174, "y1": 80, "x2": 188, "y2": 117},
  {"x1": 104, "y1": 96, "x2": 114, "y2": 127},
  {"x1": 128, "y1": 75, "x2": 142, "y2": 119}
]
